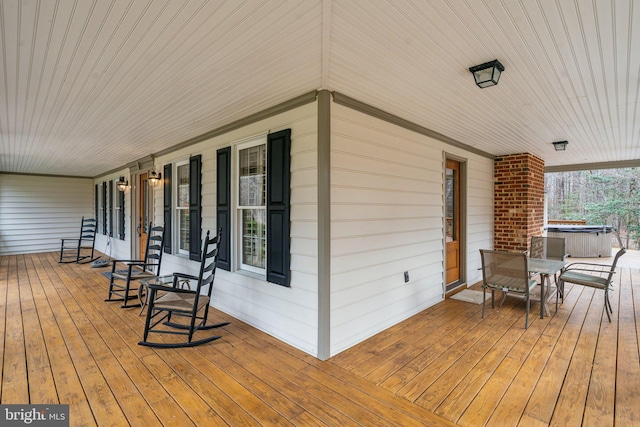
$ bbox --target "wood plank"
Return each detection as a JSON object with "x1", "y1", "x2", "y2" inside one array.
[
  {"x1": 550, "y1": 286, "x2": 602, "y2": 426},
  {"x1": 210, "y1": 339, "x2": 360, "y2": 426},
  {"x1": 614, "y1": 268, "x2": 640, "y2": 426},
  {"x1": 0, "y1": 255, "x2": 10, "y2": 401},
  {"x1": 581, "y1": 269, "x2": 621, "y2": 427},
  {"x1": 378, "y1": 303, "x2": 505, "y2": 394},
  {"x1": 456, "y1": 355, "x2": 522, "y2": 426},
  {"x1": 513, "y1": 283, "x2": 587, "y2": 425},
  {"x1": 2, "y1": 252, "x2": 638, "y2": 426},
  {"x1": 36, "y1": 255, "x2": 127, "y2": 426},
  {"x1": 328, "y1": 301, "x2": 456, "y2": 370},
  {"x1": 358, "y1": 302, "x2": 479, "y2": 384},
  {"x1": 396, "y1": 299, "x2": 525, "y2": 402},
  {"x1": 63, "y1": 254, "x2": 286, "y2": 426},
  {"x1": 28, "y1": 254, "x2": 100, "y2": 425},
  {"x1": 2, "y1": 255, "x2": 29, "y2": 403},
  {"x1": 41, "y1": 252, "x2": 195, "y2": 426},
  {"x1": 484, "y1": 333, "x2": 556, "y2": 426},
  {"x1": 304, "y1": 359, "x2": 457, "y2": 427},
  {"x1": 414, "y1": 305, "x2": 522, "y2": 411},
  {"x1": 22, "y1": 255, "x2": 58, "y2": 404}
]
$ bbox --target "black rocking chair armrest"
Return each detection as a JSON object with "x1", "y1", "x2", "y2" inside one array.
[
  {"x1": 111, "y1": 259, "x2": 148, "y2": 267},
  {"x1": 173, "y1": 272, "x2": 198, "y2": 281},
  {"x1": 147, "y1": 284, "x2": 195, "y2": 294}
]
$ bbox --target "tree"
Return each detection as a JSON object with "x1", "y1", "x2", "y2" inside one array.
[{"x1": 546, "y1": 168, "x2": 640, "y2": 249}]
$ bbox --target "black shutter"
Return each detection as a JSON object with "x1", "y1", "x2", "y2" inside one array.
[
  {"x1": 266, "y1": 129, "x2": 291, "y2": 286},
  {"x1": 163, "y1": 163, "x2": 172, "y2": 253},
  {"x1": 94, "y1": 184, "x2": 98, "y2": 223},
  {"x1": 108, "y1": 180, "x2": 113, "y2": 237},
  {"x1": 216, "y1": 147, "x2": 231, "y2": 271},
  {"x1": 102, "y1": 182, "x2": 107, "y2": 234},
  {"x1": 118, "y1": 188, "x2": 125, "y2": 240},
  {"x1": 189, "y1": 155, "x2": 202, "y2": 261}
]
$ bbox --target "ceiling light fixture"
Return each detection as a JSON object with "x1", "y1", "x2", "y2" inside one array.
[
  {"x1": 552, "y1": 140, "x2": 568, "y2": 151},
  {"x1": 469, "y1": 59, "x2": 505, "y2": 88}
]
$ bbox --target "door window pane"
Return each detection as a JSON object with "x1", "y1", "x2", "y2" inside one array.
[{"x1": 446, "y1": 167, "x2": 456, "y2": 241}]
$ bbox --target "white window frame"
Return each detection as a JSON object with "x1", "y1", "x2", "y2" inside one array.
[
  {"x1": 175, "y1": 159, "x2": 190, "y2": 256},
  {"x1": 98, "y1": 183, "x2": 105, "y2": 235},
  {"x1": 234, "y1": 136, "x2": 268, "y2": 276}
]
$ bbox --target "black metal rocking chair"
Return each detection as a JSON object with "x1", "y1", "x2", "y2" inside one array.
[
  {"x1": 106, "y1": 223, "x2": 165, "y2": 308},
  {"x1": 139, "y1": 228, "x2": 229, "y2": 348},
  {"x1": 59, "y1": 216, "x2": 99, "y2": 264}
]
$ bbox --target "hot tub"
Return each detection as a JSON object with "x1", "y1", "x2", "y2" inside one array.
[{"x1": 546, "y1": 225, "x2": 613, "y2": 257}]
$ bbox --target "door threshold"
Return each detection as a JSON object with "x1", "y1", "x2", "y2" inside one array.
[{"x1": 445, "y1": 281, "x2": 467, "y2": 297}]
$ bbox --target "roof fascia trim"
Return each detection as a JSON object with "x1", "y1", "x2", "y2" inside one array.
[
  {"x1": 545, "y1": 159, "x2": 640, "y2": 173},
  {"x1": 331, "y1": 92, "x2": 494, "y2": 160}
]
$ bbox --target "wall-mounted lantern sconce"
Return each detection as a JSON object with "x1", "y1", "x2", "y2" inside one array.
[
  {"x1": 552, "y1": 140, "x2": 568, "y2": 151},
  {"x1": 469, "y1": 59, "x2": 505, "y2": 88},
  {"x1": 148, "y1": 166, "x2": 162, "y2": 187},
  {"x1": 116, "y1": 176, "x2": 128, "y2": 192},
  {"x1": 148, "y1": 154, "x2": 162, "y2": 187}
]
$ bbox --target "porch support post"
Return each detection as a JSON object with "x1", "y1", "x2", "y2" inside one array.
[
  {"x1": 317, "y1": 90, "x2": 331, "y2": 360},
  {"x1": 494, "y1": 153, "x2": 545, "y2": 251}
]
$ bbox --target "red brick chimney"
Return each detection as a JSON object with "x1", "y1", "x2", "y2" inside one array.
[{"x1": 494, "y1": 153, "x2": 545, "y2": 252}]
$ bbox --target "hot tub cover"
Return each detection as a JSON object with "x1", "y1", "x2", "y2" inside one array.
[{"x1": 546, "y1": 225, "x2": 613, "y2": 233}]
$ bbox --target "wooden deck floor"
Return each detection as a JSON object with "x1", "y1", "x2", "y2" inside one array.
[{"x1": 1, "y1": 251, "x2": 639, "y2": 426}]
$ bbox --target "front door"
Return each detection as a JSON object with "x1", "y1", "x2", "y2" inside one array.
[
  {"x1": 138, "y1": 173, "x2": 150, "y2": 259},
  {"x1": 445, "y1": 159, "x2": 461, "y2": 288}
]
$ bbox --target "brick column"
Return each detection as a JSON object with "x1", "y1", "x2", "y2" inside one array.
[{"x1": 494, "y1": 153, "x2": 545, "y2": 252}]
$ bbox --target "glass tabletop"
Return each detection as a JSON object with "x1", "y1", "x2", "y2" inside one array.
[{"x1": 528, "y1": 258, "x2": 566, "y2": 275}]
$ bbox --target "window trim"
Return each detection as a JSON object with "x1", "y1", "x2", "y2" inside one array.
[
  {"x1": 108, "y1": 180, "x2": 114, "y2": 237},
  {"x1": 175, "y1": 159, "x2": 191, "y2": 256},
  {"x1": 216, "y1": 128, "x2": 291, "y2": 286},
  {"x1": 101, "y1": 181, "x2": 107, "y2": 235},
  {"x1": 235, "y1": 137, "x2": 268, "y2": 275}
]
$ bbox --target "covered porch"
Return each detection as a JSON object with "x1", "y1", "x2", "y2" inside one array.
[{"x1": 2, "y1": 250, "x2": 638, "y2": 426}]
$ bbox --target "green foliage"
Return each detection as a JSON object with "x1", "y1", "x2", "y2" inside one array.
[{"x1": 546, "y1": 168, "x2": 640, "y2": 249}]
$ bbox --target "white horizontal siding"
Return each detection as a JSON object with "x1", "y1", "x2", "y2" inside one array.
[
  {"x1": 153, "y1": 101, "x2": 319, "y2": 356},
  {"x1": 330, "y1": 102, "x2": 493, "y2": 355},
  {"x1": 465, "y1": 158, "x2": 494, "y2": 285},
  {"x1": 0, "y1": 174, "x2": 94, "y2": 255}
]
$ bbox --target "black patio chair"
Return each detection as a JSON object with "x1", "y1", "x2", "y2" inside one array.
[
  {"x1": 106, "y1": 223, "x2": 164, "y2": 308},
  {"x1": 59, "y1": 216, "x2": 99, "y2": 264},
  {"x1": 139, "y1": 228, "x2": 229, "y2": 348}
]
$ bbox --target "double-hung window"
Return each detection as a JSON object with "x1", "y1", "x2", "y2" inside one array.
[
  {"x1": 217, "y1": 129, "x2": 291, "y2": 286},
  {"x1": 237, "y1": 140, "x2": 267, "y2": 274},
  {"x1": 176, "y1": 160, "x2": 190, "y2": 255}
]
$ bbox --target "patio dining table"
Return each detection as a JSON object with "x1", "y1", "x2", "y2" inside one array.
[{"x1": 528, "y1": 258, "x2": 567, "y2": 318}]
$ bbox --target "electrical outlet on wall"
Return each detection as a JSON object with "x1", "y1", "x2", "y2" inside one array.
[{"x1": 404, "y1": 271, "x2": 409, "y2": 283}]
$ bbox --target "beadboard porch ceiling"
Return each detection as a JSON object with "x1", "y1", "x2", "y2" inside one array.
[{"x1": 1, "y1": 0, "x2": 639, "y2": 177}]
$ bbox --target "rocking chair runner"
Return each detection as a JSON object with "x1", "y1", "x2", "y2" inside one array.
[
  {"x1": 59, "y1": 216, "x2": 99, "y2": 264},
  {"x1": 139, "y1": 228, "x2": 229, "y2": 348},
  {"x1": 106, "y1": 224, "x2": 165, "y2": 308}
]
